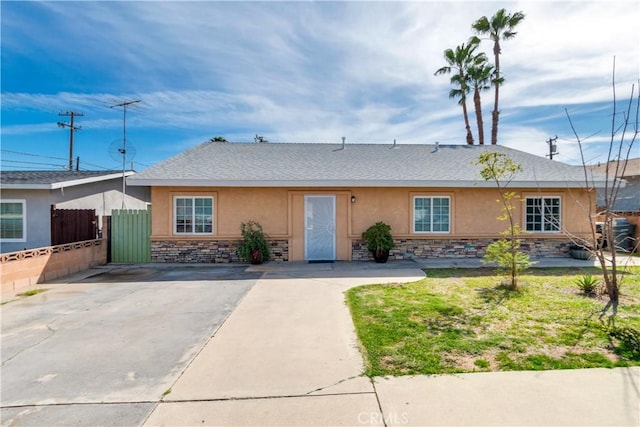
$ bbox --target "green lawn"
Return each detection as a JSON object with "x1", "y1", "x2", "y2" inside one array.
[{"x1": 346, "y1": 267, "x2": 640, "y2": 376}]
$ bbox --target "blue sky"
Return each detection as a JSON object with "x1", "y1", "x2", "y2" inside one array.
[{"x1": 1, "y1": 1, "x2": 639, "y2": 172}]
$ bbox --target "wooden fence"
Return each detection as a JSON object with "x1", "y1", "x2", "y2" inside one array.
[
  {"x1": 110, "y1": 209, "x2": 151, "y2": 263},
  {"x1": 51, "y1": 207, "x2": 98, "y2": 246}
]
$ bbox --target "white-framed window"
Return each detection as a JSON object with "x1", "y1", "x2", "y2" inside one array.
[
  {"x1": 174, "y1": 196, "x2": 214, "y2": 235},
  {"x1": 0, "y1": 199, "x2": 27, "y2": 242},
  {"x1": 525, "y1": 197, "x2": 561, "y2": 232},
  {"x1": 413, "y1": 196, "x2": 450, "y2": 233}
]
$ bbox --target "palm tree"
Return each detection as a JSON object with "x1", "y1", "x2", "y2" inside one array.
[
  {"x1": 467, "y1": 58, "x2": 495, "y2": 145},
  {"x1": 472, "y1": 9, "x2": 525, "y2": 145},
  {"x1": 435, "y1": 41, "x2": 484, "y2": 145}
]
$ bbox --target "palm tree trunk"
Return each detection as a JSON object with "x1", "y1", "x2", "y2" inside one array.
[
  {"x1": 491, "y1": 41, "x2": 501, "y2": 145},
  {"x1": 474, "y1": 88, "x2": 484, "y2": 145},
  {"x1": 462, "y1": 97, "x2": 474, "y2": 144},
  {"x1": 491, "y1": 101, "x2": 499, "y2": 144}
]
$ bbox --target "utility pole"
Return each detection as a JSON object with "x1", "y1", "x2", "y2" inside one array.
[
  {"x1": 110, "y1": 100, "x2": 141, "y2": 209},
  {"x1": 57, "y1": 111, "x2": 83, "y2": 170},
  {"x1": 546, "y1": 135, "x2": 559, "y2": 160}
]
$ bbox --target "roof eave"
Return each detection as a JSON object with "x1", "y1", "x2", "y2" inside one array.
[
  {"x1": 50, "y1": 172, "x2": 133, "y2": 188},
  {"x1": 126, "y1": 178, "x2": 599, "y2": 188},
  {"x1": 1, "y1": 172, "x2": 133, "y2": 190},
  {"x1": 0, "y1": 184, "x2": 53, "y2": 190}
]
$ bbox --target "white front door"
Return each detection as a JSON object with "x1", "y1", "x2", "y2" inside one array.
[{"x1": 304, "y1": 195, "x2": 336, "y2": 261}]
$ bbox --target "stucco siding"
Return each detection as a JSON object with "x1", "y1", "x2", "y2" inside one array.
[
  {"x1": 54, "y1": 180, "x2": 149, "y2": 216},
  {"x1": 149, "y1": 186, "x2": 593, "y2": 262},
  {"x1": 1, "y1": 179, "x2": 149, "y2": 253},
  {"x1": 151, "y1": 187, "x2": 289, "y2": 238},
  {"x1": 0, "y1": 190, "x2": 51, "y2": 253}
]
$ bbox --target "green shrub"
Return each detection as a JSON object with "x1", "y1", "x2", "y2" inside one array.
[
  {"x1": 483, "y1": 235, "x2": 534, "y2": 288},
  {"x1": 237, "y1": 220, "x2": 269, "y2": 264},
  {"x1": 575, "y1": 274, "x2": 600, "y2": 295},
  {"x1": 362, "y1": 221, "x2": 394, "y2": 253}
]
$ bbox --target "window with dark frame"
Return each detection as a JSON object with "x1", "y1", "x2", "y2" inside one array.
[{"x1": 525, "y1": 197, "x2": 561, "y2": 232}]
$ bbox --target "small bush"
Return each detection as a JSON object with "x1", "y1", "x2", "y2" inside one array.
[
  {"x1": 575, "y1": 274, "x2": 600, "y2": 295},
  {"x1": 237, "y1": 220, "x2": 269, "y2": 264},
  {"x1": 483, "y1": 237, "x2": 534, "y2": 288},
  {"x1": 362, "y1": 221, "x2": 394, "y2": 252}
]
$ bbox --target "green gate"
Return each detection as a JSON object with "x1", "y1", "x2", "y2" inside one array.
[{"x1": 110, "y1": 208, "x2": 151, "y2": 263}]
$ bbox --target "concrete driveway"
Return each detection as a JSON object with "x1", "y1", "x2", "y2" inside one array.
[
  {"x1": 1, "y1": 265, "x2": 260, "y2": 426},
  {"x1": 3, "y1": 260, "x2": 638, "y2": 426}
]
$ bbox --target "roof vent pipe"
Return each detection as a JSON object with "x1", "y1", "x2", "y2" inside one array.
[
  {"x1": 435, "y1": 141, "x2": 440, "y2": 151},
  {"x1": 333, "y1": 136, "x2": 346, "y2": 152},
  {"x1": 393, "y1": 139, "x2": 397, "y2": 148}
]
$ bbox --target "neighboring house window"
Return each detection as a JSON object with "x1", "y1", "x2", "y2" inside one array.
[
  {"x1": 0, "y1": 199, "x2": 26, "y2": 242},
  {"x1": 526, "y1": 197, "x2": 561, "y2": 232},
  {"x1": 413, "y1": 196, "x2": 450, "y2": 233},
  {"x1": 174, "y1": 197, "x2": 213, "y2": 234}
]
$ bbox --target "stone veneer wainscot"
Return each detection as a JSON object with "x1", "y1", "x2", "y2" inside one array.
[
  {"x1": 153, "y1": 238, "x2": 570, "y2": 263},
  {"x1": 352, "y1": 238, "x2": 572, "y2": 261},
  {"x1": 152, "y1": 240, "x2": 289, "y2": 263}
]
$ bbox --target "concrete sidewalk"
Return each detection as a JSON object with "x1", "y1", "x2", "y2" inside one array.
[{"x1": 143, "y1": 261, "x2": 640, "y2": 427}]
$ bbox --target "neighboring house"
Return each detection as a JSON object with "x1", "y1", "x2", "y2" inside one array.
[
  {"x1": 127, "y1": 141, "x2": 602, "y2": 263},
  {"x1": 587, "y1": 157, "x2": 640, "y2": 252},
  {"x1": 587, "y1": 158, "x2": 640, "y2": 212},
  {"x1": 0, "y1": 170, "x2": 150, "y2": 253}
]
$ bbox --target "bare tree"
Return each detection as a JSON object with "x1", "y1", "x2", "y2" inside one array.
[{"x1": 565, "y1": 59, "x2": 639, "y2": 321}]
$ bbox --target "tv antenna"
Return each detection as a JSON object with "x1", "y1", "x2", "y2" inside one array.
[
  {"x1": 109, "y1": 139, "x2": 137, "y2": 164},
  {"x1": 110, "y1": 100, "x2": 141, "y2": 208}
]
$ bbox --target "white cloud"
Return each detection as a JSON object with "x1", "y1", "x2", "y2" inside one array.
[{"x1": 1, "y1": 1, "x2": 638, "y2": 169}]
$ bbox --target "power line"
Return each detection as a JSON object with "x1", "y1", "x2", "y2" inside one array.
[
  {"x1": 1, "y1": 159, "x2": 67, "y2": 168},
  {"x1": 0, "y1": 165, "x2": 66, "y2": 171},
  {"x1": 76, "y1": 159, "x2": 111, "y2": 170},
  {"x1": 1, "y1": 149, "x2": 68, "y2": 161},
  {"x1": 1, "y1": 150, "x2": 112, "y2": 171}
]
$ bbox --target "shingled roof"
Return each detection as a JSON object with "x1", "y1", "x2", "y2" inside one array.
[
  {"x1": 1, "y1": 170, "x2": 132, "y2": 189},
  {"x1": 127, "y1": 142, "x2": 601, "y2": 188},
  {"x1": 586, "y1": 158, "x2": 640, "y2": 178}
]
